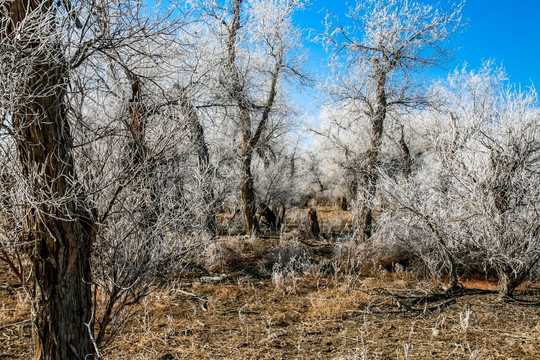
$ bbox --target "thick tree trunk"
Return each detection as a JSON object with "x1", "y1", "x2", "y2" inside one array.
[
  {"x1": 126, "y1": 76, "x2": 148, "y2": 163},
  {"x1": 227, "y1": 0, "x2": 258, "y2": 236},
  {"x1": 126, "y1": 73, "x2": 159, "y2": 241},
  {"x1": 497, "y1": 270, "x2": 524, "y2": 299},
  {"x1": 18, "y1": 61, "x2": 96, "y2": 360},
  {"x1": 498, "y1": 272, "x2": 516, "y2": 299},
  {"x1": 29, "y1": 211, "x2": 95, "y2": 360},
  {"x1": 497, "y1": 264, "x2": 530, "y2": 299},
  {"x1": 9, "y1": 2, "x2": 96, "y2": 358}
]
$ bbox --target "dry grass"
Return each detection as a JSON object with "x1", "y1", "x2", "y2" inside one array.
[
  {"x1": 107, "y1": 277, "x2": 540, "y2": 359},
  {"x1": 0, "y1": 277, "x2": 32, "y2": 358},
  {"x1": 1, "y1": 207, "x2": 540, "y2": 359},
  {"x1": 2, "y1": 266, "x2": 539, "y2": 359}
]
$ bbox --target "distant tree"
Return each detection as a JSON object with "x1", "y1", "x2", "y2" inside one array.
[
  {"x1": 313, "y1": 103, "x2": 374, "y2": 202},
  {"x1": 322, "y1": 0, "x2": 464, "y2": 241},
  {"x1": 177, "y1": 88, "x2": 218, "y2": 235},
  {"x1": 200, "y1": 0, "x2": 307, "y2": 235}
]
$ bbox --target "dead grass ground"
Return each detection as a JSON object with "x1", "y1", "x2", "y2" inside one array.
[
  {"x1": 2, "y1": 266, "x2": 539, "y2": 359},
  {"x1": 1, "y1": 207, "x2": 539, "y2": 359}
]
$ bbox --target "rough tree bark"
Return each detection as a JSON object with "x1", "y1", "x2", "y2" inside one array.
[
  {"x1": 126, "y1": 74, "x2": 149, "y2": 163},
  {"x1": 8, "y1": 1, "x2": 96, "y2": 358}
]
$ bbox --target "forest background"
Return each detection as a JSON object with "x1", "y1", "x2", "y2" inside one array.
[{"x1": 1, "y1": 0, "x2": 539, "y2": 359}]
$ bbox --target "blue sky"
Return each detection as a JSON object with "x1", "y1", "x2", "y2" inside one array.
[
  {"x1": 456, "y1": 0, "x2": 540, "y2": 86},
  {"x1": 292, "y1": 0, "x2": 540, "y2": 114}
]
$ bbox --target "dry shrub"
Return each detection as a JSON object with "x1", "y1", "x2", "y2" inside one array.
[
  {"x1": 241, "y1": 236, "x2": 275, "y2": 257},
  {"x1": 204, "y1": 241, "x2": 243, "y2": 273},
  {"x1": 355, "y1": 239, "x2": 416, "y2": 274},
  {"x1": 264, "y1": 242, "x2": 320, "y2": 293},
  {"x1": 264, "y1": 242, "x2": 309, "y2": 271},
  {"x1": 207, "y1": 283, "x2": 246, "y2": 300},
  {"x1": 332, "y1": 242, "x2": 362, "y2": 274}
]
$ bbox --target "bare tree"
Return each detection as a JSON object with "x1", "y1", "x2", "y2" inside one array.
[
  {"x1": 378, "y1": 63, "x2": 540, "y2": 297},
  {"x1": 322, "y1": 0, "x2": 464, "y2": 241},
  {"x1": 1, "y1": 1, "x2": 95, "y2": 358},
  {"x1": 1, "y1": 0, "x2": 193, "y2": 357},
  {"x1": 436, "y1": 64, "x2": 540, "y2": 298},
  {"x1": 313, "y1": 103, "x2": 375, "y2": 203},
  {"x1": 254, "y1": 137, "x2": 301, "y2": 229},
  {"x1": 177, "y1": 88, "x2": 217, "y2": 235},
  {"x1": 160, "y1": 18, "x2": 224, "y2": 236},
  {"x1": 378, "y1": 170, "x2": 462, "y2": 291},
  {"x1": 199, "y1": 0, "x2": 306, "y2": 236}
]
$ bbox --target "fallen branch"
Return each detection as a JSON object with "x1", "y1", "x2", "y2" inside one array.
[{"x1": 0, "y1": 319, "x2": 31, "y2": 330}]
